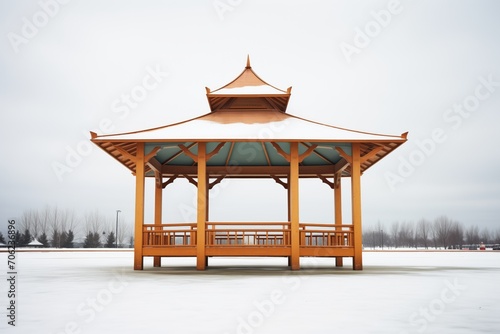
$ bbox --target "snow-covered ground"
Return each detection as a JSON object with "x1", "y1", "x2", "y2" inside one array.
[{"x1": 1, "y1": 250, "x2": 499, "y2": 333}]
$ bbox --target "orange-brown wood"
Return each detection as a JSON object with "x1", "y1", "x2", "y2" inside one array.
[
  {"x1": 196, "y1": 142, "x2": 207, "y2": 270},
  {"x1": 134, "y1": 142, "x2": 145, "y2": 270},
  {"x1": 351, "y1": 143, "x2": 363, "y2": 270},
  {"x1": 153, "y1": 171, "x2": 163, "y2": 267},
  {"x1": 91, "y1": 59, "x2": 407, "y2": 271},
  {"x1": 290, "y1": 142, "x2": 300, "y2": 270},
  {"x1": 334, "y1": 172, "x2": 344, "y2": 267}
]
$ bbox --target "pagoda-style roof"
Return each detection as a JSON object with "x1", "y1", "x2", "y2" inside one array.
[
  {"x1": 206, "y1": 56, "x2": 291, "y2": 112},
  {"x1": 91, "y1": 58, "x2": 407, "y2": 179}
]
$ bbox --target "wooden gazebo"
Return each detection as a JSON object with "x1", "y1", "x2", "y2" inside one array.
[{"x1": 91, "y1": 57, "x2": 407, "y2": 270}]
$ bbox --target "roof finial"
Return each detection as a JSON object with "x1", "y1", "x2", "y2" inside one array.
[{"x1": 246, "y1": 55, "x2": 251, "y2": 69}]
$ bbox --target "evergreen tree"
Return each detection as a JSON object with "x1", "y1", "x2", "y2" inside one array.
[
  {"x1": 21, "y1": 229, "x2": 32, "y2": 246},
  {"x1": 15, "y1": 230, "x2": 21, "y2": 246},
  {"x1": 0, "y1": 231, "x2": 6, "y2": 244},
  {"x1": 38, "y1": 232, "x2": 49, "y2": 247},
  {"x1": 51, "y1": 230, "x2": 60, "y2": 248},
  {"x1": 60, "y1": 231, "x2": 68, "y2": 248},
  {"x1": 63, "y1": 230, "x2": 74, "y2": 248},
  {"x1": 83, "y1": 232, "x2": 101, "y2": 248},
  {"x1": 105, "y1": 231, "x2": 116, "y2": 248}
]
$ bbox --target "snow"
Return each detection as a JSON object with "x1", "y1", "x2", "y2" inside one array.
[
  {"x1": 96, "y1": 110, "x2": 403, "y2": 142},
  {"x1": 1, "y1": 251, "x2": 499, "y2": 333}
]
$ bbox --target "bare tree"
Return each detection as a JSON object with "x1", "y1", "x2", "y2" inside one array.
[
  {"x1": 434, "y1": 215, "x2": 453, "y2": 249},
  {"x1": 494, "y1": 227, "x2": 500, "y2": 244},
  {"x1": 416, "y1": 219, "x2": 430, "y2": 249},
  {"x1": 84, "y1": 210, "x2": 105, "y2": 235},
  {"x1": 465, "y1": 225, "x2": 480, "y2": 245},
  {"x1": 448, "y1": 221, "x2": 464, "y2": 249},
  {"x1": 398, "y1": 221, "x2": 415, "y2": 248},
  {"x1": 390, "y1": 221, "x2": 400, "y2": 248},
  {"x1": 479, "y1": 227, "x2": 491, "y2": 244}
]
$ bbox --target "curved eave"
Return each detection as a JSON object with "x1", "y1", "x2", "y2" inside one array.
[{"x1": 91, "y1": 117, "x2": 407, "y2": 178}]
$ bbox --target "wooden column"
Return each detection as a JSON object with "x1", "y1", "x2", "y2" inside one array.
[
  {"x1": 205, "y1": 175, "x2": 210, "y2": 267},
  {"x1": 287, "y1": 174, "x2": 291, "y2": 267},
  {"x1": 153, "y1": 171, "x2": 162, "y2": 268},
  {"x1": 351, "y1": 143, "x2": 363, "y2": 270},
  {"x1": 334, "y1": 172, "x2": 343, "y2": 267},
  {"x1": 290, "y1": 142, "x2": 300, "y2": 270},
  {"x1": 196, "y1": 142, "x2": 207, "y2": 270},
  {"x1": 134, "y1": 142, "x2": 145, "y2": 270}
]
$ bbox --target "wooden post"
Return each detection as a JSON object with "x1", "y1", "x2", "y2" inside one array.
[
  {"x1": 334, "y1": 172, "x2": 343, "y2": 267},
  {"x1": 351, "y1": 143, "x2": 363, "y2": 270},
  {"x1": 287, "y1": 173, "x2": 291, "y2": 266},
  {"x1": 290, "y1": 142, "x2": 300, "y2": 270},
  {"x1": 134, "y1": 142, "x2": 145, "y2": 270},
  {"x1": 196, "y1": 142, "x2": 207, "y2": 270},
  {"x1": 153, "y1": 171, "x2": 162, "y2": 268}
]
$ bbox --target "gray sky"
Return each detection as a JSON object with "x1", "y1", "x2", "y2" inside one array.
[{"x1": 1, "y1": 0, "x2": 499, "y2": 237}]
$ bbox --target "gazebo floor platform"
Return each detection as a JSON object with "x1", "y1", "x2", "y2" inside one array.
[
  {"x1": 140, "y1": 222, "x2": 355, "y2": 267},
  {"x1": 143, "y1": 246, "x2": 354, "y2": 258}
]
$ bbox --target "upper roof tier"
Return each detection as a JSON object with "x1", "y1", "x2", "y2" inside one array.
[{"x1": 206, "y1": 56, "x2": 292, "y2": 113}]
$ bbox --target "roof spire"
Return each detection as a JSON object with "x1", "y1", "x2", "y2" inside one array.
[{"x1": 246, "y1": 55, "x2": 251, "y2": 69}]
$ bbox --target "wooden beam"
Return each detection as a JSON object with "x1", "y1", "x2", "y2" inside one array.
[
  {"x1": 301, "y1": 142, "x2": 334, "y2": 164},
  {"x1": 183, "y1": 174, "x2": 198, "y2": 187},
  {"x1": 270, "y1": 142, "x2": 290, "y2": 162},
  {"x1": 317, "y1": 175, "x2": 334, "y2": 189},
  {"x1": 178, "y1": 144, "x2": 198, "y2": 162},
  {"x1": 206, "y1": 142, "x2": 226, "y2": 161},
  {"x1": 225, "y1": 142, "x2": 235, "y2": 166},
  {"x1": 147, "y1": 157, "x2": 162, "y2": 174},
  {"x1": 360, "y1": 146, "x2": 384, "y2": 164},
  {"x1": 114, "y1": 145, "x2": 137, "y2": 163},
  {"x1": 351, "y1": 143, "x2": 363, "y2": 270},
  {"x1": 298, "y1": 143, "x2": 318, "y2": 162},
  {"x1": 335, "y1": 147, "x2": 352, "y2": 165},
  {"x1": 196, "y1": 142, "x2": 207, "y2": 270},
  {"x1": 165, "y1": 142, "x2": 196, "y2": 164},
  {"x1": 162, "y1": 165, "x2": 337, "y2": 177},
  {"x1": 134, "y1": 142, "x2": 145, "y2": 270},
  {"x1": 262, "y1": 142, "x2": 271, "y2": 166},
  {"x1": 209, "y1": 176, "x2": 225, "y2": 189},
  {"x1": 162, "y1": 175, "x2": 178, "y2": 189},
  {"x1": 271, "y1": 175, "x2": 288, "y2": 189},
  {"x1": 334, "y1": 158, "x2": 349, "y2": 174},
  {"x1": 145, "y1": 146, "x2": 161, "y2": 163}
]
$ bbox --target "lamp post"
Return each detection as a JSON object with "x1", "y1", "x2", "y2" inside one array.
[{"x1": 115, "y1": 210, "x2": 121, "y2": 248}]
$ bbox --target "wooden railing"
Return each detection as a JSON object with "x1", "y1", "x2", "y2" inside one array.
[
  {"x1": 143, "y1": 222, "x2": 354, "y2": 248},
  {"x1": 205, "y1": 222, "x2": 291, "y2": 247},
  {"x1": 300, "y1": 223, "x2": 354, "y2": 248},
  {"x1": 143, "y1": 223, "x2": 196, "y2": 246}
]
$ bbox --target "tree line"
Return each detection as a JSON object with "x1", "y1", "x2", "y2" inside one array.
[
  {"x1": 0, "y1": 206, "x2": 133, "y2": 248},
  {"x1": 363, "y1": 215, "x2": 500, "y2": 249}
]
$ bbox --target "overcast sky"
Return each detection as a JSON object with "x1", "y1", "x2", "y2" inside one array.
[{"x1": 1, "y1": 0, "x2": 499, "y2": 237}]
